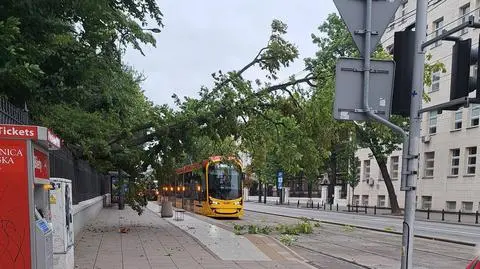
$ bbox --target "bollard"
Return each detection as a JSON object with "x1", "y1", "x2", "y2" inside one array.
[
  {"x1": 374, "y1": 206, "x2": 377, "y2": 215},
  {"x1": 297, "y1": 200, "x2": 300, "y2": 208},
  {"x1": 427, "y1": 208, "x2": 430, "y2": 220},
  {"x1": 476, "y1": 211, "x2": 479, "y2": 224},
  {"x1": 324, "y1": 203, "x2": 326, "y2": 210},
  {"x1": 348, "y1": 204, "x2": 350, "y2": 212},
  {"x1": 458, "y1": 210, "x2": 461, "y2": 223},
  {"x1": 317, "y1": 202, "x2": 320, "y2": 210},
  {"x1": 337, "y1": 204, "x2": 339, "y2": 211},
  {"x1": 330, "y1": 203, "x2": 333, "y2": 211},
  {"x1": 442, "y1": 209, "x2": 445, "y2": 221},
  {"x1": 356, "y1": 204, "x2": 359, "y2": 213},
  {"x1": 288, "y1": 200, "x2": 290, "y2": 205},
  {"x1": 364, "y1": 205, "x2": 367, "y2": 214}
]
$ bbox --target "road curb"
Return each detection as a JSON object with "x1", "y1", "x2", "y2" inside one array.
[{"x1": 245, "y1": 209, "x2": 476, "y2": 247}]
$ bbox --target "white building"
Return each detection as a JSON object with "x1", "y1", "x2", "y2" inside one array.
[{"x1": 351, "y1": 0, "x2": 480, "y2": 212}]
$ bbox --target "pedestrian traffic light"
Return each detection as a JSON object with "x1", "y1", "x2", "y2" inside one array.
[
  {"x1": 450, "y1": 37, "x2": 480, "y2": 101},
  {"x1": 392, "y1": 30, "x2": 416, "y2": 117}
]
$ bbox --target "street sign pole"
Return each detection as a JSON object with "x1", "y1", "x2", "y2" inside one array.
[{"x1": 402, "y1": 1, "x2": 427, "y2": 268}]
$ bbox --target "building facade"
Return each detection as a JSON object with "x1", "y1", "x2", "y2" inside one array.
[{"x1": 351, "y1": 0, "x2": 480, "y2": 212}]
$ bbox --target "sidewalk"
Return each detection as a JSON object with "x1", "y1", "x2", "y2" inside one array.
[{"x1": 74, "y1": 204, "x2": 313, "y2": 269}]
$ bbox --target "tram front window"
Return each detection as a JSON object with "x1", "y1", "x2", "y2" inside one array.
[{"x1": 208, "y1": 163, "x2": 241, "y2": 200}]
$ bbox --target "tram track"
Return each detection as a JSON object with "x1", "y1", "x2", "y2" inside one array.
[{"x1": 233, "y1": 209, "x2": 474, "y2": 269}]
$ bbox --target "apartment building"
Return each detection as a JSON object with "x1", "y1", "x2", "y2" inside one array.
[{"x1": 351, "y1": 0, "x2": 480, "y2": 212}]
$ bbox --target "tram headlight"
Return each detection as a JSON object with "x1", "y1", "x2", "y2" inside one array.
[
  {"x1": 234, "y1": 199, "x2": 242, "y2": 206},
  {"x1": 209, "y1": 198, "x2": 219, "y2": 205}
]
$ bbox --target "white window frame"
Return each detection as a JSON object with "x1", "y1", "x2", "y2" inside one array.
[
  {"x1": 446, "y1": 201, "x2": 457, "y2": 212},
  {"x1": 363, "y1": 160, "x2": 370, "y2": 182},
  {"x1": 400, "y1": 1, "x2": 407, "y2": 24},
  {"x1": 453, "y1": 109, "x2": 462, "y2": 130},
  {"x1": 470, "y1": 104, "x2": 480, "y2": 127},
  {"x1": 460, "y1": 3, "x2": 471, "y2": 35},
  {"x1": 433, "y1": 17, "x2": 444, "y2": 47},
  {"x1": 429, "y1": 111, "x2": 437, "y2": 134},
  {"x1": 450, "y1": 148, "x2": 460, "y2": 176},
  {"x1": 377, "y1": 195, "x2": 386, "y2": 207},
  {"x1": 421, "y1": 196, "x2": 432, "y2": 210},
  {"x1": 466, "y1": 146, "x2": 477, "y2": 175},
  {"x1": 390, "y1": 156, "x2": 399, "y2": 181},
  {"x1": 462, "y1": 201, "x2": 473, "y2": 212},
  {"x1": 424, "y1": 152, "x2": 435, "y2": 178},
  {"x1": 431, "y1": 71, "x2": 440, "y2": 92}
]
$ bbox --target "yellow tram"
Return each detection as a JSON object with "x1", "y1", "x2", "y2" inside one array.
[{"x1": 162, "y1": 156, "x2": 244, "y2": 218}]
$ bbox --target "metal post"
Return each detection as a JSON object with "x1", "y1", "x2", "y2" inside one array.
[
  {"x1": 442, "y1": 209, "x2": 445, "y2": 221},
  {"x1": 330, "y1": 203, "x2": 333, "y2": 211},
  {"x1": 476, "y1": 211, "x2": 479, "y2": 224},
  {"x1": 317, "y1": 202, "x2": 320, "y2": 210},
  {"x1": 427, "y1": 208, "x2": 430, "y2": 220},
  {"x1": 364, "y1": 205, "x2": 367, "y2": 214},
  {"x1": 401, "y1": 1, "x2": 427, "y2": 268},
  {"x1": 458, "y1": 210, "x2": 462, "y2": 223},
  {"x1": 374, "y1": 206, "x2": 377, "y2": 215},
  {"x1": 337, "y1": 204, "x2": 339, "y2": 211},
  {"x1": 356, "y1": 204, "x2": 359, "y2": 213}
]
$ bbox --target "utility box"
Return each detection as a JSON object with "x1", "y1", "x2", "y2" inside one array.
[{"x1": 50, "y1": 178, "x2": 74, "y2": 269}]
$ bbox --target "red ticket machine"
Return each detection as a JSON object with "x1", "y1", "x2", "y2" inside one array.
[{"x1": 0, "y1": 124, "x2": 61, "y2": 269}]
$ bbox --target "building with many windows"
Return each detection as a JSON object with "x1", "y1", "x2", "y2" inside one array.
[{"x1": 351, "y1": 0, "x2": 480, "y2": 212}]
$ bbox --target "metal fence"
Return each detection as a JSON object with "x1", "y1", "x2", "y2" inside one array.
[
  {"x1": 0, "y1": 97, "x2": 109, "y2": 204},
  {"x1": 0, "y1": 97, "x2": 30, "y2": 124}
]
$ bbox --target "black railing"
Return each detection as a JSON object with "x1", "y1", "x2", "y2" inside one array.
[{"x1": 0, "y1": 97, "x2": 29, "y2": 124}]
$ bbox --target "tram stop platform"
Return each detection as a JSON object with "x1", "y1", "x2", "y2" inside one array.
[{"x1": 74, "y1": 202, "x2": 314, "y2": 269}]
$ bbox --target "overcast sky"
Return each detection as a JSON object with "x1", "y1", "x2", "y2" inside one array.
[{"x1": 124, "y1": 0, "x2": 338, "y2": 108}]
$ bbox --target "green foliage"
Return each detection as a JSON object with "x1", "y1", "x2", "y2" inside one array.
[
  {"x1": 343, "y1": 225, "x2": 355, "y2": 233},
  {"x1": 279, "y1": 234, "x2": 296, "y2": 246}
]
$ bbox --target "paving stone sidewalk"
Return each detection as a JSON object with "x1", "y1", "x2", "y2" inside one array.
[{"x1": 74, "y1": 206, "x2": 312, "y2": 269}]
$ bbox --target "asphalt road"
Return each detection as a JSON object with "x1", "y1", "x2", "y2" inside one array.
[{"x1": 245, "y1": 202, "x2": 480, "y2": 245}]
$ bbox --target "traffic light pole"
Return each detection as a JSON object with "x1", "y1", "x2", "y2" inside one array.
[{"x1": 401, "y1": 1, "x2": 427, "y2": 268}]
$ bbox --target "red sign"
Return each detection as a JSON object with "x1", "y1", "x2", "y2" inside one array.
[
  {"x1": 34, "y1": 149, "x2": 49, "y2": 180},
  {"x1": 0, "y1": 139, "x2": 31, "y2": 269},
  {"x1": 0, "y1": 125, "x2": 37, "y2": 140}
]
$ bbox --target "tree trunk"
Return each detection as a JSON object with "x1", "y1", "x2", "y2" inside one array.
[
  {"x1": 263, "y1": 183, "x2": 267, "y2": 204},
  {"x1": 351, "y1": 186, "x2": 355, "y2": 205},
  {"x1": 377, "y1": 159, "x2": 402, "y2": 215},
  {"x1": 258, "y1": 182, "x2": 262, "y2": 203},
  {"x1": 307, "y1": 181, "x2": 313, "y2": 199}
]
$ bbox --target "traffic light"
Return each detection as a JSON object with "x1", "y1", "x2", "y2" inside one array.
[
  {"x1": 450, "y1": 37, "x2": 480, "y2": 101},
  {"x1": 392, "y1": 30, "x2": 416, "y2": 117}
]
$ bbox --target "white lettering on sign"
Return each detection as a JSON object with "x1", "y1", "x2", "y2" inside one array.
[
  {"x1": 0, "y1": 148, "x2": 24, "y2": 164},
  {"x1": 0, "y1": 126, "x2": 35, "y2": 137}
]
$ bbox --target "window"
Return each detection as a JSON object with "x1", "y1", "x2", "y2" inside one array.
[
  {"x1": 429, "y1": 111, "x2": 437, "y2": 134},
  {"x1": 400, "y1": 1, "x2": 407, "y2": 24},
  {"x1": 433, "y1": 17, "x2": 444, "y2": 47},
  {"x1": 388, "y1": 13, "x2": 395, "y2": 31},
  {"x1": 462, "y1": 201, "x2": 473, "y2": 212},
  {"x1": 390, "y1": 156, "x2": 399, "y2": 181},
  {"x1": 453, "y1": 109, "x2": 462, "y2": 130},
  {"x1": 424, "y1": 152, "x2": 435, "y2": 177},
  {"x1": 421, "y1": 196, "x2": 432, "y2": 209},
  {"x1": 377, "y1": 195, "x2": 386, "y2": 207},
  {"x1": 470, "y1": 104, "x2": 480, "y2": 127},
  {"x1": 450, "y1": 148, "x2": 460, "y2": 176},
  {"x1": 431, "y1": 71, "x2": 440, "y2": 92},
  {"x1": 460, "y1": 4, "x2": 471, "y2": 35},
  {"x1": 353, "y1": 195, "x2": 360, "y2": 205},
  {"x1": 362, "y1": 195, "x2": 369, "y2": 206},
  {"x1": 363, "y1": 160, "x2": 370, "y2": 182},
  {"x1": 466, "y1": 146, "x2": 477, "y2": 175},
  {"x1": 446, "y1": 201, "x2": 457, "y2": 211}
]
